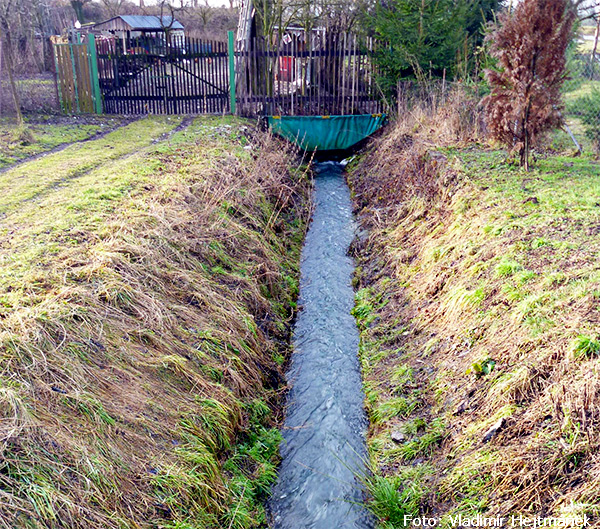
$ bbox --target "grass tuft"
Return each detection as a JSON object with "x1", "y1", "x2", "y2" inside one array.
[{"x1": 571, "y1": 335, "x2": 600, "y2": 359}]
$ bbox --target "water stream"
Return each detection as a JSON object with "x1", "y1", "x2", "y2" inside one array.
[{"x1": 269, "y1": 161, "x2": 373, "y2": 529}]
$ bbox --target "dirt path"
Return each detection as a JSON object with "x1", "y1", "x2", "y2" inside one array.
[
  {"x1": 0, "y1": 117, "x2": 186, "y2": 217},
  {"x1": 0, "y1": 117, "x2": 138, "y2": 176}
]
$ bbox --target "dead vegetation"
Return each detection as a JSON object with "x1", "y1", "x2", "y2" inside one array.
[
  {"x1": 0, "y1": 117, "x2": 310, "y2": 528},
  {"x1": 349, "y1": 89, "x2": 600, "y2": 526}
]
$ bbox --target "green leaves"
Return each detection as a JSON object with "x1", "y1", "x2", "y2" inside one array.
[{"x1": 467, "y1": 358, "x2": 496, "y2": 377}]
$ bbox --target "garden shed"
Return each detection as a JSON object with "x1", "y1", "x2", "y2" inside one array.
[{"x1": 93, "y1": 15, "x2": 185, "y2": 52}]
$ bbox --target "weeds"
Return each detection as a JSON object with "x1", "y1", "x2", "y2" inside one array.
[
  {"x1": 571, "y1": 335, "x2": 600, "y2": 359},
  {"x1": 360, "y1": 465, "x2": 431, "y2": 528},
  {"x1": 372, "y1": 396, "x2": 420, "y2": 423},
  {"x1": 387, "y1": 419, "x2": 446, "y2": 462}
]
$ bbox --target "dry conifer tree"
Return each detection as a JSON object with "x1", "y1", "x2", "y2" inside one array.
[{"x1": 483, "y1": 0, "x2": 575, "y2": 170}]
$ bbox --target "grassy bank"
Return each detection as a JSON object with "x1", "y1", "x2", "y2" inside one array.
[
  {"x1": 349, "y1": 110, "x2": 600, "y2": 527},
  {"x1": 0, "y1": 116, "x2": 310, "y2": 528}
]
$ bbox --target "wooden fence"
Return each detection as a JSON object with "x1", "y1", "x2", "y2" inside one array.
[
  {"x1": 53, "y1": 35, "x2": 102, "y2": 114},
  {"x1": 52, "y1": 30, "x2": 386, "y2": 117},
  {"x1": 235, "y1": 32, "x2": 384, "y2": 117},
  {"x1": 96, "y1": 37, "x2": 231, "y2": 115}
]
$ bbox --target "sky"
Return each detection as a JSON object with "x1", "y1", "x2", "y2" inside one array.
[{"x1": 141, "y1": 0, "x2": 235, "y2": 6}]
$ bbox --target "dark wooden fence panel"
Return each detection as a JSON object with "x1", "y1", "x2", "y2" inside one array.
[
  {"x1": 235, "y1": 31, "x2": 385, "y2": 117},
  {"x1": 54, "y1": 31, "x2": 384, "y2": 118},
  {"x1": 97, "y1": 37, "x2": 230, "y2": 115}
]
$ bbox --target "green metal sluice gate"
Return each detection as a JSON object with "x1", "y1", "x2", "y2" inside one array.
[
  {"x1": 235, "y1": 29, "x2": 388, "y2": 151},
  {"x1": 268, "y1": 114, "x2": 387, "y2": 151}
]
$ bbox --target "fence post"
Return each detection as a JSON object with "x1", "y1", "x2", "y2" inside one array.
[
  {"x1": 87, "y1": 34, "x2": 103, "y2": 114},
  {"x1": 228, "y1": 30, "x2": 236, "y2": 115}
]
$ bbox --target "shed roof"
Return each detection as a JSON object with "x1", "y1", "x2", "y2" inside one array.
[{"x1": 95, "y1": 15, "x2": 184, "y2": 32}]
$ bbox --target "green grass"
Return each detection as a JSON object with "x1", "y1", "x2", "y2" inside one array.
[
  {"x1": 372, "y1": 396, "x2": 420, "y2": 423},
  {"x1": 386, "y1": 419, "x2": 446, "y2": 462},
  {"x1": 0, "y1": 116, "x2": 124, "y2": 169},
  {"x1": 350, "y1": 119, "x2": 600, "y2": 524},
  {"x1": 571, "y1": 335, "x2": 600, "y2": 359},
  {"x1": 0, "y1": 117, "x2": 177, "y2": 216},
  {"x1": 0, "y1": 116, "x2": 309, "y2": 528},
  {"x1": 495, "y1": 259, "x2": 522, "y2": 277},
  {"x1": 362, "y1": 465, "x2": 432, "y2": 528},
  {"x1": 352, "y1": 287, "x2": 379, "y2": 329}
]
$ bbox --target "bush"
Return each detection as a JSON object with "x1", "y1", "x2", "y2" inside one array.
[{"x1": 483, "y1": 0, "x2": 575, "y2": 170}]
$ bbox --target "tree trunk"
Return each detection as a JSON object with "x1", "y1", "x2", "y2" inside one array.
[
  {"x1": 70, "y1": 1, "x2": 85, "y2": 23},
  {"x1": 521, "y1": 97, "x2": 532, "y2": 171},
  {"x1": 591, "y1": 17, "x2": 600, "y2": 78},
  {"x1": 0, "y1": 29, "x2": 24, "y2": 126},
  {"x1": 522, "y1": 131, "x2": 530, "y2": 171}
]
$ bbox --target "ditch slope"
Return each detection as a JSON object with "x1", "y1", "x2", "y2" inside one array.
[
  {"x1": 349, "y1": 120, "x2": 600, "y2": 527},
  {"x1": 0, "y1": 116, "x2": 310, "y2": 529}
]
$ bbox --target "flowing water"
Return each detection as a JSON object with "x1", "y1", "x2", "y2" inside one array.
[{"x1": 269, "y1": 161, "x2": 373, "y2": 529}]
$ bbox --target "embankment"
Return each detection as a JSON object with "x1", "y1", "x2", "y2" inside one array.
[
  {"x1": 349, "y1": 112, "x2": 600, "y2": 526},
  {"x1": 0, "y1": 117, "x2": 310, "y2": 528}
]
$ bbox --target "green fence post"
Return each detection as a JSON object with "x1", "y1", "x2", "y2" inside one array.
[
  {"x1": 228, "y1": 30, "x2": 236, "y2": 115},
  {"x1": 87, "y1": 34, "x2": 103, "y2": 114}
]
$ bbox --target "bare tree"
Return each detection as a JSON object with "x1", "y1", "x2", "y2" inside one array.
[
  {"x1": 70, "y1": 0, "x2": 91, "y2": 23},
  {"x1": 195, "y1": 0, "x2": 213, "y2": 28},
  {"x1": 143, "y1": 0, "x2": 187, "y2": 45},
  {"x1": 101, "y1": 0, "x2": 126, "y2": 18},
  {"x1": 0, "y1": 0, "x2": 24, "y2": 125},
  {"x1": 575, "y1": 0, "x2": 600, "y2": 20}
]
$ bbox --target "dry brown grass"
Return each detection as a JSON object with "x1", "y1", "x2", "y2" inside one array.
[
  {"x1": 349, "y1": 94, "x2": 600, "y2": 525},
  {"x1": 0, "y1": 117, "x2": 310, "y2": 528},
  {"x1": 351, "y1": 84, "x2": 480, "y2": 214}
]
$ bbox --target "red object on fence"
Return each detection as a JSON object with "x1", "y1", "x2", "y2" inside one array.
[{"x1": 279, "y1": 56, "x2": 295, "y2": 82}]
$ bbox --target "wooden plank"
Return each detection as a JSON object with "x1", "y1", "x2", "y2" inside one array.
[
  {"x1": 75, "y1": 44, "x2": 93, "y2": 112},
  {"x1": 259, "y1": 37, "x2": 265, "y2": 116},
  {"x1": 190, "y1": 38, "x2": 200, "y2": 114},
  {"x1": 52, "y1": 45, "x2": 65, "y2": 112}
]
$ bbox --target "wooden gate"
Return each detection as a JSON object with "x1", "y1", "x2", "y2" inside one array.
[
  {"x1": 235, "y1": 31, "x2": 385, "y2": 117},
  {"x1": 96, "y1": 37, "x2": 231, "y2": 115},
  {"x1": 53, "y1": 36, "x2": 102, "y2": 114}
]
